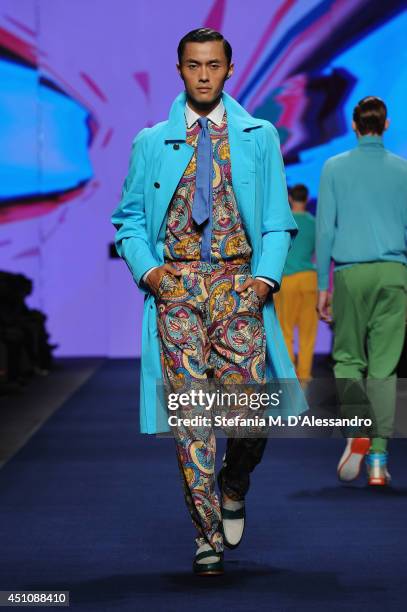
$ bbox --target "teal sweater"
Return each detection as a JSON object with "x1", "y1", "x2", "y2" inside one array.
[
  {"x1": 316, "y1": 135, "x2": 407, "y2": 290},
  {"x1": 283, "y1": 211, "x2": 315, "y2": 276}
]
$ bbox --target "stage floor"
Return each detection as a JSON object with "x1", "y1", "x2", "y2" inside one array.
[{"x1": 0, "y1": 358, "x2": 406, "y2": 611}]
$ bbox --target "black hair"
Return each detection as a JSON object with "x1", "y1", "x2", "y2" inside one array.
[
  {"x1": 353, "y1": 96, "x2": 387, "y2": 135},
  {"x1": 289, "y1": 184, "x2": 309, "y2": 203},
  {"x1": 177, "y1": 28, "x2": 232, "y2": 66}
]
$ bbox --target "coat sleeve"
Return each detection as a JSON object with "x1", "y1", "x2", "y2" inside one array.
[
  {"x1": 111, "y1": 129, "x2": 159, "y2": 287},
  {"x1": 316, "y1": 159, "x2": 336, "y2": 291},
  {"x1": 253, "y1": 122, "x2": 298, "y2": 289}
]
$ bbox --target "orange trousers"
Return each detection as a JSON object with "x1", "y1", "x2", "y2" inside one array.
[{"x1": 274, "y1": 270, "x2": 318, "y2": 380}]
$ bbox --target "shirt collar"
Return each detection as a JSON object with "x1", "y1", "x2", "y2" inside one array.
[
  {"x1": 357, "y1": 135, "x2": 384, "y2": 147},
  {"x1": 184, "y1": 99, "x2": 225, "y2": 128}
]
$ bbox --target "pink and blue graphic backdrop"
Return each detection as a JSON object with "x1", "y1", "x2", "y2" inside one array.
[{"x1": 1, "y1": 0, "x2": 406, "y2": 356}]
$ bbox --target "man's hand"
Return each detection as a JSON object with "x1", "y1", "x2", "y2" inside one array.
[
  {"x1": 317, "y1": 290, "x2": 332, "y2": 323},
  {"x1": 236, "y1": 277, "x2": 270, "y2": 302},
  {"x1": 145, "y1": 263, "x2": 181, "y2": 295}
]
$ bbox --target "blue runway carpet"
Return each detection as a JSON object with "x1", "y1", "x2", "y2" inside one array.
[{"x1": 1, "y1": 359, "x2": 407, "y2": 611}]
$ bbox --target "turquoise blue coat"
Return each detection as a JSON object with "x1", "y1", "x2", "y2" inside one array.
[{"x1": 112, "y1": 91, "x2": 306, "y2": 433}]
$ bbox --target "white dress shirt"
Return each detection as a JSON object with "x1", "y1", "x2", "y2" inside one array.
[{"x1": 184, "y1": 99, "x2": 225, "y2": 128}]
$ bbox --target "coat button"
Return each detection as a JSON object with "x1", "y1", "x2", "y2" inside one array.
[
  {"x1": 154, "y1": 182, "x2": 160, "y2": 188},
  {"x1": 173, "y1": 143, "x2": 180, "y2": 150}
]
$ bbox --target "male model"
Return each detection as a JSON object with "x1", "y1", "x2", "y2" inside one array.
[
  {"x1": 316, "y1": 96, "x2": 407, "y2": 486},
  {"x1": 112, "y1": 28, "x2": 300, "y2": 574},
  {"x1": 274, "y1": 184, "x2": 317, "y2": 382}
]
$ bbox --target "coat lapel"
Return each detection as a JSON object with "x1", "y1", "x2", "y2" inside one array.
[
  {"x1": 152, "y1": 93, "x2": 194, "y2": 243},
  {"x1": 152, "y1": 143, "x2": 194, "y2": 244},
  {"x1": 223, "y1": 92, "x2": 263, "y2": 239}
]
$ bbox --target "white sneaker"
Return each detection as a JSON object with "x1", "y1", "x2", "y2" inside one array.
[
  {"x1": 337, "y1": 438, "x2": 371, "y2": 482},
  {"x1": 366, "y1": 452, "x2": 391, "y2": 486}
]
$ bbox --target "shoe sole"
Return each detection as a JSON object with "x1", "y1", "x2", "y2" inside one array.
[
  {"x1": 337, "y1": 438, "x2": 371, "y2": 482},
  {"x1": 368, "y1": 478, "x2": 388, "y2": 486},
  {"x1": 193, "y1": 562, "x2": 224, "y2": 576},
  {"x1": 368, "y1": 473, "x2": 391, "y2": 486},
  {"x1": 224, "y1": 540, "x2": 240, "y2": 550}
]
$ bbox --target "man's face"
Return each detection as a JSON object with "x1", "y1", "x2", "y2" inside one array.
[{"x1": 177, "y1": 40, "x2": 234, "y2": 108}]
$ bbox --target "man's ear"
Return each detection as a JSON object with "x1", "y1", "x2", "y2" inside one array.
[
  {"x1": 225, "y1": 62, "x2": 234, "y2": 80},
  {"x1": 176, "y1": 63, "x2": 183, "y2": 79},
  {"x1": 384, "y1": 118, "x2": 390, "y2": 132}
]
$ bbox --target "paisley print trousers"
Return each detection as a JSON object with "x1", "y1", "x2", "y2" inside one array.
[{"x1": 156, "y1": 261, "x2": 267, "y2": 552}]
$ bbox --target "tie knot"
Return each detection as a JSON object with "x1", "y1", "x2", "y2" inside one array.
[{"x1": 198, "y1": 116, "x2": 209, "y2": 130}]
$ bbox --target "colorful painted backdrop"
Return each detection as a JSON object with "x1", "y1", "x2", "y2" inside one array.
[{"x1": 1, "y1": 0, "x2": 406, "y2": 355}]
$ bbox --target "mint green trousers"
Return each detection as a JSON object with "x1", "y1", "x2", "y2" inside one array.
[{"x1": 332, "y1": 262, "x2": 407, "y2": 440}]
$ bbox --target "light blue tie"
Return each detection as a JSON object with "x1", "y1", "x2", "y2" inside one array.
[{"x1": 192, "y1": 117, "x2": 212, "y2": 263}]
